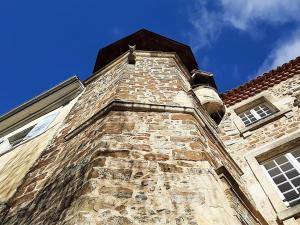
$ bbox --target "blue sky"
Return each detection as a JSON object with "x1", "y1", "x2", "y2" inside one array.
[{"x1": 1, "y1": 0, "x2": 300, "y2": 115}]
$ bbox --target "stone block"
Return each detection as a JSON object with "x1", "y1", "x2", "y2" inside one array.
[
  {"x1": 173, "y1": 149, "x2": 206, "y2": 161},
  {"x1": 189, "y1": 142, "x2": 204, "y2": 150},
  {"x1": 144, "y1": 153, "x2": 169, "y2": 161},
  {"x1": 95, "y1": 150, "x2": 130, "y2": 158},
  {"x1": 158, "y1": 163, "x2": 183, "y2": 173},
  {"x1": 93, "y1": 168, "x2": 132, "y2": 181},
  {"x1": 171, "y1": 113, "x2": 195, "y2": 121}
]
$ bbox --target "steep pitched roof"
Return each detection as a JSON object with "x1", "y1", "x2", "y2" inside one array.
[
  {"x1": 92, "y1": 29, "x2": 198, "y2": 73},
  {"x1": 221, "y1": 56, "x2": 300, "y2": 106}
]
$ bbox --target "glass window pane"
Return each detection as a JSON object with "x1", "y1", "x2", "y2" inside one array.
[
  {"x1": 264, "y1": 161, "x2": 276, "y2": 170},
  {"x1": 265, "y1": 109, "x2": 273, "y2": 115},
  {"x1": 273, "y1": 175, "x2": 286, "y2": 185},
  {"x1": 278, "y1": 182, "x2": 293, "y2": 193},
  {"x1": 280, "y1": 163, "x2": 294, "y2": 172},
  {"x1": 24, "y1": 112, "x2": 58, "y2": 140},
  {"x1": 241, "y1": 117, "x2": 248, "y2": 122},
  {"x1": 289, "y1": 195, "x2": 300, "y2": 206},
  {"x1": 259, "y1": 112, "x2": 267, "y2": 118},
  {"x1": 292, "y1": 149, "x2": 300, "y2": 158},
  {"x1": 275, "y1": 156, "x2": 288, "y2": 165},
  {"x1": 289, "y1": 197, "x2": 300, "y2": 206},
  {"x1": 268, "y1": 167, "x2": 281, "y2": 177},
  {"x1": 286, "y1": 170, "x2": 299, "y2": 179},
  {"x1": 291, "y1": 177, "x2": 300, "y2": 187},
  {"x1": 283, "y1": 190, "x2": 298, "y2": 200},
  {"x1": 244, "y1": 121, "x2": 251, "y2": 126}
]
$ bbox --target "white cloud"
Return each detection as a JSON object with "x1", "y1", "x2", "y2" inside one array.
[
  {"x1": 257, "y1": 30, "x2": 300, "y2": 75},
  {"x1": 188, "y1": 1, "x2": 223, "y2": 51},
  {"x1": 188, "y1": 0, "x2": 300, "y2": 49},
  {"x1": 221, "y1": 0, "x2": 300, "y2": 30}
]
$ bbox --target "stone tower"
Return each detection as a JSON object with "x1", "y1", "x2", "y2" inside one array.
[{"x1": 0, "y1": 29, "x2": 271, "y2": 224}]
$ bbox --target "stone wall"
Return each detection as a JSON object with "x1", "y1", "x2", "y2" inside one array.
[
  {"x1": 219, "y1": 74, "x2": 300, "y2": 225},
  {"x1": 1, "y1": 52, "x2": 265, "y2": 224},
  {"x1": 0, "y1": 95, "x2": 79, "y2": 206}
]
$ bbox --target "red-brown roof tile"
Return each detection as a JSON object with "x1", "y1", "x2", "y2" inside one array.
[{"x1": 221, "y1": 56, "x2": 300, "y2": 106}]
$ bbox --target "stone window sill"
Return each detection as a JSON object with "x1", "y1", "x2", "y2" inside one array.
[
  {"x1": 278, "y1": 204, "x2": 300, "y2": 222},
  {"x1": 240, "y1": 109, "x2": 291, "y2": 136}
]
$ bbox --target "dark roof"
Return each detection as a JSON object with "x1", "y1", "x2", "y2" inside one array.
[
  {"x1": 93, "y1": 29, "x2": 198, "y2": 73},
  {"x1": 221, "y1": 56, "x2": 300, "y2": 106}
]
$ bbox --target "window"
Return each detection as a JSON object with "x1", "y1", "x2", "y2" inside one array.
[
  {"x1": 0, "y1": 112, "x2": 58, "y2": 155},
  {"x1": 262, "y1": 148, "x2": 300, "y2": 207},
  {"x1": 238, "y1": 103, "x2": 274, "y2": 126},
  {"x1": 8, "y1": 126, "x2": 35, "y2": 147}
]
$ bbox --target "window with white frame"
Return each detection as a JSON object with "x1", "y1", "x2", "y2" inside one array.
[
  {"x1": 0, "y1": 112, "x2": 59, "y2": 155},
  {"x1": 262, "y1": 148, "x2": 300, "y2": 207},
  {"x1": 238, "y1": 103, "x2": 274, "y2": 126}
]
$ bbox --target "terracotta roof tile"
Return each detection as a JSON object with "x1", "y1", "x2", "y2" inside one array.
[{"x1": 221, "y1": 56, "x2": 300, "y2": 106}]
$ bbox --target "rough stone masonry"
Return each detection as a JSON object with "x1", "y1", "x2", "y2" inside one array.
[{"x1": 0, "y1": 29, "x2": 289, "y2": 225}]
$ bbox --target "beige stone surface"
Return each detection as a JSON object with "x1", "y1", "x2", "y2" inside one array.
[
  {"x1": 0, "y1": 96, "x2": 80, "y2": 203},
  {"x1": 220, "y1": 74, "x2": 300, "y2": 224},
  {"x1": 0, "y1": 52, "x2": 266, "y2": 225}
]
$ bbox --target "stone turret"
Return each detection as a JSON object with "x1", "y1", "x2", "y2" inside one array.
[
  {"x1": 191, "y1": 69, "x2": 225, "y2": 124},
  {"x1": 0, "y1": 29, "x2": 267, "y2": 225}
]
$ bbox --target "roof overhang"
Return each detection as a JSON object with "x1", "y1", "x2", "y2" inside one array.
[
  {"x1": 0, "y1": 76, "x2": 84, "y2": 137},
  {"x1": 92, "y1": 29, "x2": 198, "y2": 74}
]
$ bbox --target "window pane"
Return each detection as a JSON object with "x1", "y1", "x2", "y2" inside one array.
[
  {"x1": 273, "y1": 175, "x2": 286, "y2": 185},
  {"x1": 275, "y1": 156, "x2": 288, "y2": 165},
  {"x1": 241, "y1": 115, "x2": 250, "y2": 124},
  {"x1": 268, "y1": 167, "x2": 281, "y2": 177},
  {"x1": 8, "y1": 126, "x2": 34, "y2": 147},
  {"x1": 244, "y1": 121, "x2": 251, "y2": 126},
  {"x1": 292, "y1": 149, "x2": 300, "y2": 157},
  {"x1": 278, "y1": 182, "x2": 293, "y2": 193},
  {"x1": 291, "y1": 177, "x2": 300, "y2": 187},
  {"x1": 283, "y1": 190, "x2": 298, "y2": 200},
  {"x1": 289, "y1": 197, "x2": 300, "y2": 206},
  {"x1": 261, "y1": 105, "x2": 273, "y2": 114},
  {"x1": 292, "y1": 149, "x2": 300, "y2": 160},
  {"x1": 265, "y1": 109, "x2": 273, "y2": 114},
  {"x1": 264, "y1": 161, "x2": 276, "y2": 170},
  {"x1": 280, "y1": 163, "x2": 294, "y2": 172},
  {"x1": 24, "y1": 112, "x2": 58, "y2": 140},
  {"x1": 286, "y1": 169, "x2": 300, "y2": 179}
]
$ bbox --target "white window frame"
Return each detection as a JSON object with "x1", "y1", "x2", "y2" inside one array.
[
  {"x1": 245, "y1": 131, "x2": 300, "y2": 222},
  {"x1": 261, "y1": 149, "x2": 300, "y2": 207},
  {"x1": 239, "y1": 103, "x2": 274, "y2": 126},
  {"x1": 229, "y1": 92, "x2": 291, "y2": 137},
  {"x1": 0, "y1": 111, "x2": 59, "y2": 156}
]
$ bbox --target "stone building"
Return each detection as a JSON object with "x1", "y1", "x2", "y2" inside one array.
[{"x1": 0, "y1": 29, "x2": 299, "y2": 225}]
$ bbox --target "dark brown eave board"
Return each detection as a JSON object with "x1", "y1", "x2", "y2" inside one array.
[{"x1": 92, "y1": 29, "x2": 198, "y2": 74}]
